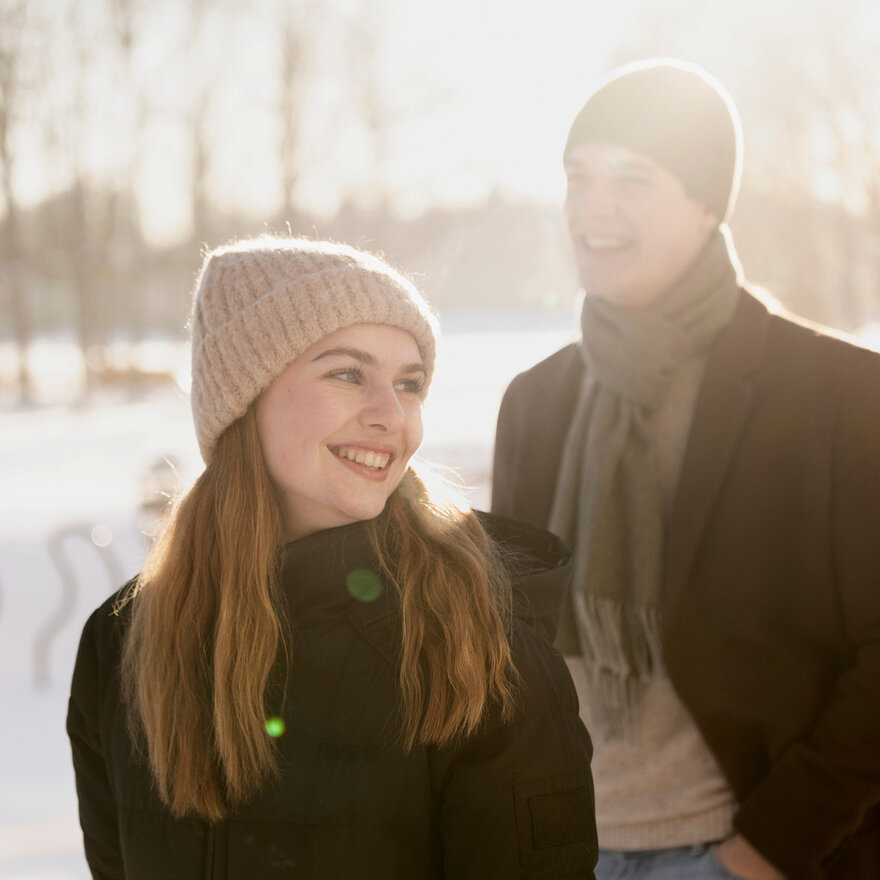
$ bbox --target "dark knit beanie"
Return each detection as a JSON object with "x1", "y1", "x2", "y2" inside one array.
[{"x1": 564, "y1": 59, "x2": 742, "y2": 222}]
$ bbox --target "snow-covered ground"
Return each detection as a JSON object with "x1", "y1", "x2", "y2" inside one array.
[{"x1": 0, "y1": 313, "x2": 576, "y2": 878}]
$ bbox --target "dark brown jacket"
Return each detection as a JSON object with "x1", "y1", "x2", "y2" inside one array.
[{"x1": 492, "y1": 290, "x2": 880, "y2": 879}]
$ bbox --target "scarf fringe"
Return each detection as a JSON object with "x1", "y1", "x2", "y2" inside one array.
[{"x1": 574, "y1": 594, "x2": 665, "y2": 743}]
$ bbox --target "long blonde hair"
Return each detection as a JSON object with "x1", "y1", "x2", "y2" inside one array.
[{"x1": 120, "y1": 407, "x2": 517, "y2": 821}]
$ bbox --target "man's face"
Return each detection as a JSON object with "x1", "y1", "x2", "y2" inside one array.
[{"x1": 564, "y1": 142, "x2": 718, "y2": 309}]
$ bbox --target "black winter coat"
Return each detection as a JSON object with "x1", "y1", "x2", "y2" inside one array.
[{"x1": 67, "y1": 512, "x2": 598, "y2": 879}]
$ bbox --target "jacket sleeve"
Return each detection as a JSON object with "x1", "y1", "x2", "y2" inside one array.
[
  {"x1": 734, "y1": 344, "x2": 880, "y2": 878},
  {"x1": 493, "y1": 367, "x2": 553, "y2": 523},
  {"x1": 492, "y1": 346, "x2": 583, "y2": 528},
  {"x1": 490, "y1": 374, "x2": 524, "y2": 520},
  {"x1": 436, "y1": 622, "x2": 597, "y2": 878},
  {"x1": 67, "y1": 608, "x2": 126, "y2": 880}
]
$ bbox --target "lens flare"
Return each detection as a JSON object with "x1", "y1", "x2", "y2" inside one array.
[
  {"x1": 264, "y1": 716, "x2": 285, "y2": 738},
  {"x1": 345, "y1": 568, "x2": 384, "y2": 603},
  {"x1": 90, "y1": 524, "x2": 113, "y2": 547}
]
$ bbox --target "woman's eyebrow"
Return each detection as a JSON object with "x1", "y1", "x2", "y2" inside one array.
[
  {"x1": 311, "y1": 347, "x2": 375, "y2": 365},
  {"x1": 312, "y1": 347, "x2": 425, "y2": 374}
]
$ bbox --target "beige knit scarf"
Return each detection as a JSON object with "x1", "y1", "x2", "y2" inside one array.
[{"x1": 549, "y1": 229, "x2": 741, "y2": 741}]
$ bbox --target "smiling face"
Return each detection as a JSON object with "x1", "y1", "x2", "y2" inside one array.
[
  {"x1": 255, "y1": 323, "x2": 426, "y2": 541},
  {"x1": 564, "y1": 142, "x2": 718, "y2": 309}
]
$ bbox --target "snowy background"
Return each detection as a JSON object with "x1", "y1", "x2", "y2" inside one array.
[
  {"x1": 4, "y1": 0, "x2": 880, "y2": 874},
  {"x1": 0, "y1": 312, "x2": 576, "y2": 879}
]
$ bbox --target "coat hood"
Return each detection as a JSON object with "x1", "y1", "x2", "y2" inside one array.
[{"x1": 477, "y1": 510, "x2": 573, "y2": 643}]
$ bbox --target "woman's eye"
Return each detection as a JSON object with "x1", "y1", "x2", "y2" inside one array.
[
  {"x1": 395, "y1": 378, "x2": 425, "y2": 395},
  {"x1": 328, "y1": 367, "x2": 362, "y2": 384}
]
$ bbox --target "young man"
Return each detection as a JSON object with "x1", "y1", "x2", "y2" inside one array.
[{"x1": 492, "y1": 59, "x2": 880, "y2": 880}]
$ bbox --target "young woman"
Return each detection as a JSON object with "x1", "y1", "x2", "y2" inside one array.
[{"x1": 67, "y1": 237, "x2": 597, "y2": 879}]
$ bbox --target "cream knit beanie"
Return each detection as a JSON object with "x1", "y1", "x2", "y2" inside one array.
[{"x1": 189, "y1": 236, "x2": 438, "y2": 462}]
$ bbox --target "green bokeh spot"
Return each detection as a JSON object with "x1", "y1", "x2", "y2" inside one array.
[
  {"x1": 264, "y1": 716, "x2": 285, "y2": 738},
  {"x1": 345, "y1": 568, "x2": 384, "y2": 603}
]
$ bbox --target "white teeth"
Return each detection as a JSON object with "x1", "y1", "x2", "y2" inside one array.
[{"x1": 334, "y1": 447, "x2": 390, "y2": 470}]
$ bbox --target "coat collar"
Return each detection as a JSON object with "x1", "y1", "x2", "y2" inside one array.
[
  {"x1": 281, "y1": 519, "x2": 399, "y2": 663},
  {"x1": 663, "y1": 289, "x2": 771, "y2": 611},
  {"x1": 280, "y1": 508, "x2": 575, "y2": 660}
]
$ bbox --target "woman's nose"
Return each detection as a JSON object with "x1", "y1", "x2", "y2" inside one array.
[{"x1": 359, "y1": 383, "x2": 406, "y2": 431}]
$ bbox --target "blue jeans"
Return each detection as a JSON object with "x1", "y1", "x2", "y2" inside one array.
[{"x1": 595, "y1": 844, "x2": 745, "y2": 879}]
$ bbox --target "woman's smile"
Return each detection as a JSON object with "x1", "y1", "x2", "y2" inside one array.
[
  {"x1": 329, "y1": 443, "x2": 394, "y2": 473},
  {"x1": 256, "y1": 323, "x2": 425, "y2": 541}
]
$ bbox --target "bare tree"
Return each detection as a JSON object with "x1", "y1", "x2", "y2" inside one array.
[
  {"x1": 65, "y1": 5, "x2": 99, "y2": 395},
  {"x1": 608, "y1": 0, "x2": 880, "y2": 330},
  {"x1": 277, "y1": 1, "x2": 310, "y2": 222},
  {"x1": 342, "y1": 0, "x2": 455, "y2": 225},
  {"x1": 0, "y1": 0, "x2": 31, "y2": 401},
  {"x1": 189, "y1": 90, "x2": 213, "y2": 246},
  {"x1": 181, "y1": 0, "x2": 225, "y2": 248},
  {"x1": 105, "y1": 0, "x2": 151, "y2": 348},
  {"x1": 737, "y1": 5, "x2": 880, "y2": 329},
  {"x1": 345, "y1": 0, "x2": 396, "y2": 213}
]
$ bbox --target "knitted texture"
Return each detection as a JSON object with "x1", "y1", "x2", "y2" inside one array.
[
  {"x1": 564, "y1": 58, "x2": 742, "y2": 222},
  {"x1": 548, "y1": 230, "x2": 741, "y2": 741},
  {"x1": 190, "y1": 236, "x2": 438, "y2": 462}
]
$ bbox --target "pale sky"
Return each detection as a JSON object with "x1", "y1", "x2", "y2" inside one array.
[
  {"x1": 140, "y1": 0, "x2": 641, "y2": 241},
  {"x1": 15, "y1": 0, "x2": 874, "y2": 247},
  {"x1": 10, "y1": 0, "x2": 643, "y2": 245}
]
